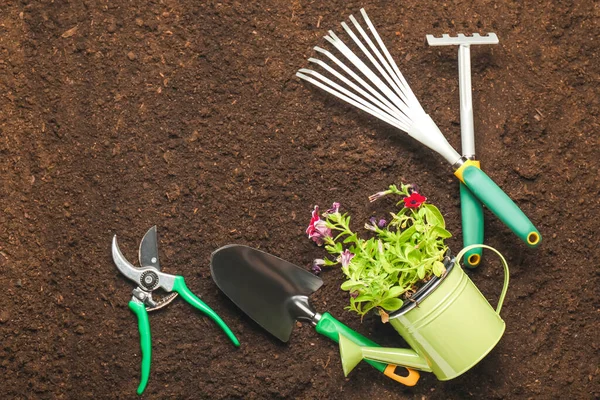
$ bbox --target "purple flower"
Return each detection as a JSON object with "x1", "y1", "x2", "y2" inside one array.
[
  {"x1": 365, "y1": 217, "x2": 383, "y2": 232},
  {"x1": 369, "y1": 217, "x2": 387, "y2": 229},
  {"x1": 325, "y1": 202, "x2": 341, "y2": 215},
  {"x1": 408, "y1": 184, "x2": 420, "y2": 195},
  {"x1": 311, "y1": 259, "x2": 325, "y2": 275},
  {"x1": 338, "y1": 249, "x2": 354, "y2": 268}
]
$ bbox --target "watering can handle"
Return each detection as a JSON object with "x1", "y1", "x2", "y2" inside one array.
[{"x1": 455, "y1": 244, "x2": 510, "y2": 315}]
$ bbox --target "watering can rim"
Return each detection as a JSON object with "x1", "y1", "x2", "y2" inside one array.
[{"x1": 389, "y1": 255, "x2": 456, "y2": 320}]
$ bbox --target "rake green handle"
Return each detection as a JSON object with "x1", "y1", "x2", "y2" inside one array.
[
  {"x1": 457, "y1": 163, "x2": 541, "y2": 247},
  {"x1": 128, "y1": 301, "x2": 151, "y2": 395},
  {"x1": 315, "y1": 312, "x2": 419, "y2": 386},
  {"x1": 172, "y1": 276, "x2": 240, "y2": 347},
  {"x1": 460, "y1": 182, "x2": 484, "y2": 267}
]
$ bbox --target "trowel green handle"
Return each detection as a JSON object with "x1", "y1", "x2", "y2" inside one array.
[
  {"x1": 315, "y1": 312, "x2": 420, "y2": 386},
  {"x1": 172, "y1": 276, "x2": 240, "y2": 347},
  {"x1": 128, "y1": 301, "x2": 151, "y2": 395},
  {"x1": 460, "y1": 182, "x2": 484, "y2": 267},
  {"x1": 456, "y1": 161, "x2": 541, "y2": 247}
]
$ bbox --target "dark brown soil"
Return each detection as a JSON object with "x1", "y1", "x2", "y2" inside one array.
[{"x1": 1, "y1": 0, "x2": 598, "y2": 399}]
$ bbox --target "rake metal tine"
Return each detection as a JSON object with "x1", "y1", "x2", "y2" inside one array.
[
  {"x1": 341, "y1": 19, "x2": 409, "y2": 109},
  {"x1": 359, "y1": 8, "x2": 421, "y2": 110},
  {"x1": 296, "y1": 70, "x2": 411, "y2": 132},
  {"x1": 297, "y1": 68, "x2": 400, "y2": 124},
  {"x1": 307, "y1": 57, "x2": 408, "y2": 122},
  {"x1": 347, "y1": 14, "x2": 410, "y2": 107},
  {"x1": 311, "y1": 47, "x2": 409, "y2": 122},
  {"x1": 325, "y1": 31, "x2": 411, "y2": 119}
]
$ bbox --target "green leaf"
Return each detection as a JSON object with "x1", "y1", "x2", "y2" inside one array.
[
  {"x1": 379, "y1": 297, "x2": 404, "y2": 312},
  {"x1": 343, "y1": 233, "x2": 358, "y2": 244},
  {"x1": 354, "y1": 294, "x2": 375, "y2": 302},
  {"x1": 433, "y1": 261, "x2": 446, "y2": 277},
  {"x1": 417, "y1": 264, "x2": 426, "y2": 280},
  {"x1": 423, "y1": 204, "x2": 445, "y2": 228},
  {"x1": 333, "y1": 242, "x2": 343, "y2": 253},
  {"x1": 395, "y1": 225, "x2": 416, "y2": 244},
  {"x1": 407, "y1": 247, "x2": 422, "y2": 265},
  {"x1": 387, "y1": 286, "x2": 405, "y2": 299},
  {"x1": 431, "y1": 226, "x2": 452, "y2": 239}
]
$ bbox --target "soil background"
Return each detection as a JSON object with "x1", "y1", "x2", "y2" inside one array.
[{"x1": 1, "y1": 0, "x2": 598, "y2": 399}]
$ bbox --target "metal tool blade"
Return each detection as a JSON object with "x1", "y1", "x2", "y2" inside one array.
[
  {"x1": 139, "y1": 225, "x2": 161, "y2": 270},
  {"x1": 210, "y1": 244, "x2": 323, "y2": 342},
  {"x1": 113, "y1": 235, "x2": 143, "y2": 283}
]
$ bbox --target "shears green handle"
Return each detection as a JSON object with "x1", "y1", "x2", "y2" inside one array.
[
  {"x1": 171, "y1": 276, "x2": 240, "y2": 346},
  {"x1": 455, "y1": 160, "x2": 541, "y2": 247},
  {"x1": 128, "y1": 301, "x2": 152, "y2": 395},
  {"x1": 129, "y1": 276, "x2": 239, "y2": 395},
  {"x1": 315, "y1": 312, "x2": 419, "y2": 386},
  {"x1": 460, "y1": 182, "x2": 484, "y2": 267}
]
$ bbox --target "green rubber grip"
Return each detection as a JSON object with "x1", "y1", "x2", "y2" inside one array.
[
  {"x1": 172, "y1": 276, "x2": 240, "y2": 347},
  {"x1": 315, "y1": 312, "x2": 387, "y2": 373},
  {"x1": 460, "y1": 182, "x2": 484, "y2": 268},
  {"x1": 128, "y1": 301, "x2": 151, "y2": 395},
  {"x1": 461, "y1": 166, "x2": 542, "y2": 247}
]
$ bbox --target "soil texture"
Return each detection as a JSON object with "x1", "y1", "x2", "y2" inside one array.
[{"x1": 1, "y1": 0, "x2": 598, "y2": 399}]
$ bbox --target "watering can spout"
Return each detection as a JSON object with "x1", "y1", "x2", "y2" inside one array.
[{"x1": 339, "y1": 334, "x2": 432, "y2": 377}]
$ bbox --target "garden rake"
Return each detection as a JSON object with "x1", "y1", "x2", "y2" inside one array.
[
  {"x1": 296, "y1": 8, "x2": 541, "y2": 248},
  {"x1": 426, "y1": 33, "x2": 499, "y2": 267}
]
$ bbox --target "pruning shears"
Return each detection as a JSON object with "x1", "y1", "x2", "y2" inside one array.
[{"x1": 111, "y1": 226, "x2": 240, "y2": 395}]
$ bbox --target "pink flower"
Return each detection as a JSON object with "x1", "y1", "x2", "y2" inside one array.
[
  {"x1": 403, "y1": 192, "x2": 427, "y2": 208},
  {"x1": 368, "y1": 190, "x2": 391, "y2": 203},
  {"x1": 338, "y1": 249, "x2": 354, "y2": 267},
  {"x1": 325, "y1": 202, "x2": 341, "y2": 215},
  {"x1": 306, "y1": 205, "x2": 332, "y2": 246},
  {"x1": 306, "y1": 206, "x2": 320, "y2": 237},
  {"x1": 364, "y1": 220, "x2": 378, "y2": 232}
]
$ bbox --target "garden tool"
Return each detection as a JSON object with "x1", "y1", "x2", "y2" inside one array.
[
  {"x1": 339, "y1": 244, "x2": 510, "y2": 381},
  {"x1": 426, "y1": 32, "x2": 499, "y2": 268},
  {"x1": 296, "y1": 9, "x2": 541, "y2": 248},
  {"x1": 112, "y1": 226, "x2": 240, "y2": 395},
  {"x1": 210, "y1": 244, "x2": 420, "y2": 386}
]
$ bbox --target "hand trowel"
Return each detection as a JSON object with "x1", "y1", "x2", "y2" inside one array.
[{"x1": 210, "y1": 244, "x2": 419, "y2": 386}]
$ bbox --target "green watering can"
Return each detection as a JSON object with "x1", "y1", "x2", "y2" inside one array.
[{"x1": 340, "y1": 245, "x2": 510, "y2": 382}]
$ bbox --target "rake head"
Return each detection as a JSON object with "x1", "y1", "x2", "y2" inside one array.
[
  {"x1": 297, "y1": 8, "x2": 461, "y2": 165},
  {"x1": 426, "y1": 33, "x2": 499, "y2": 47}
]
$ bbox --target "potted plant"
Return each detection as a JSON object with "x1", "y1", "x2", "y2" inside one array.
[
  {"x1": 306, "y1": 183, "x2": 451, "y2": 321},
  {"x1": 306, "y1": 183, "x2": 511, "y2": 383}
]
